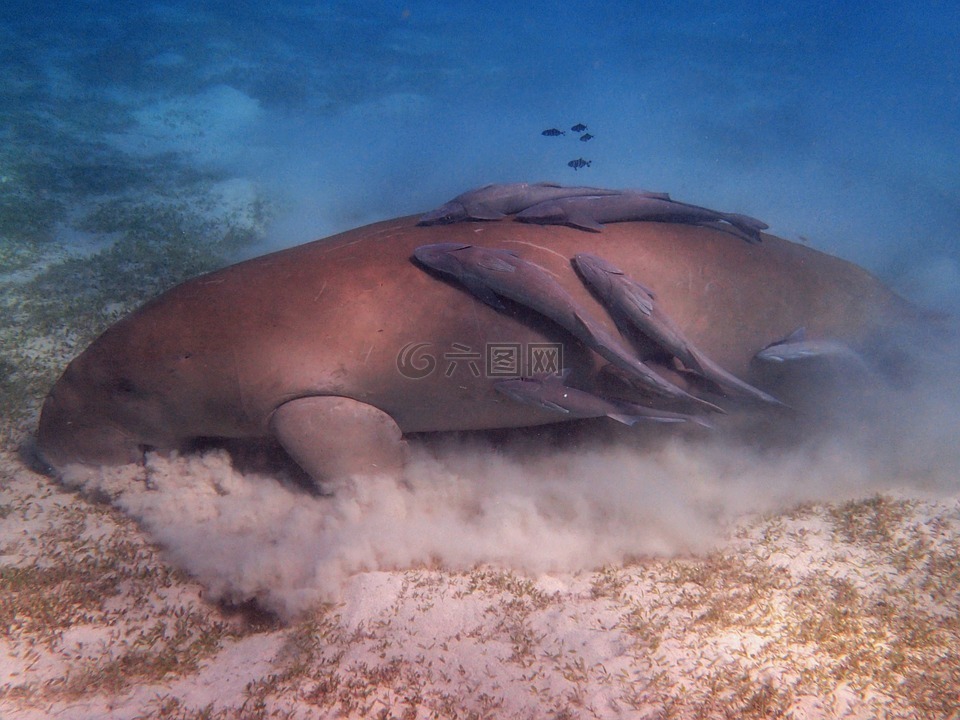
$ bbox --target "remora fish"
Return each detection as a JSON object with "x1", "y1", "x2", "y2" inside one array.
[
  {"x1": 572, "y1": 253, "x2": 785, "y2": 407},
  {"x1": 417, "y1": 182, "x2": 623, "y2": 226},
  {"x1": 494, "y1": 371, "x2": 713, "y2": 428},
  {"x1": 571, "y1": 123, "x2": 587, "y2": 133},
  {"x1": 754, "y1": 328, "x2": 870, "y2": 369},
  {"x1": 517, "y1": 192, "x2": 767, "y2": 242},
  {"x1": 568, "y1": 158, "x2": 591, "y2": 170},
  {"x1": 542, "y1": 128, "x2": 565, "y2": 136},
  {"x1": 412, "y1": 242, "x2": 721, "y2": 411}
]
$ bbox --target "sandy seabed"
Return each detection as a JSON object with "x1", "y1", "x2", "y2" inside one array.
[{"x1": 1, "y1": 434, "x2": 959, "y2": 719}]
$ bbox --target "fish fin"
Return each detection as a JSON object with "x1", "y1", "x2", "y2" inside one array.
[
  {"x1": 465, "y1": 203, "x2": 507, "y2": 221},
  {"x1": 754, "y1": 350, "x2": 785, "y2": 364},
  {"x1": 621, "y1": 279, "x2": 655, "y2": 316},
  {"x1": 636, "y1": 280, "x2": 656, "y2": 299},
  {"x1": 762, "y1": 327, "x2": 806, "y2": 351},
  {"x1": 696, "y1": 220, "x2": 762, "y2": 244},
  {"x1": 756, "y1": 339, "x2": 861, "y2": 365},
  {"x1": 417, "y1": 202, "x2": 466, "y2": 226},
  {"x1": 688, "y1": 415, "x2": 716, "y2": 430},
  {"x1": 607, "y1": 412, "x2": 686, "y2": 427},
  {"x1": 544, "y1": 368, "x2": 574, "y2": 384},
  {"x1": 571, "y1": 311, "x2": 601, "y2": 344},
  {"x1": 639, "y1": 190, "x2": 672, "y2": 200},
  {"x1": 566, "y1": 210, "x2": 604, "y2": 232},
  {"x1": 680, "y1": 347, "x2": 710, "y2": 377},
  {"x1": 753, "y1": 339, "x2": 817, "y2": 364},
  {"x1": 462, "y1": 277, "x2": 506, "y2": 310},
  {"x1": 476, "y1": 254, "x2": 517, "y2": 273},
  {"x1": 724, "y1": 212, "x2": 769, "y2": 231},
  {"x1": 606, "y1": 413, "x2": 642, "y2": 426},
  {"x1": 529, "y1": 370, "x2": 568, "y2": 387},
  {"x1": 689, "y1": 348, "x2": 788, "y2": 407},
  {"x1": 572, "y1": 253, "x2": 625, "y2": 277},
  {"x1": 539, "y1": 400, "x2": 571, "y2": 414},
  {"x1": 717, "y1": 213, "x2": 767, "y2": 243},
  {"x1": 533, "y1": 181, "x2": 563, "y2": 188}
]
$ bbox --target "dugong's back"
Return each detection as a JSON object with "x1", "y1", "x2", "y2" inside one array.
[{"x1": 36, "y1": 214, "x2": 916, "y2": 477}]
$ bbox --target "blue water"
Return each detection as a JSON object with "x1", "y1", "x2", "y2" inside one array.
[{"x1": 2, "y1": 1, "x2": 958, "y2": 305}]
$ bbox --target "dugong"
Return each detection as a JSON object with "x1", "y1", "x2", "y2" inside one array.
[{"x1": 36, "y1": 214, "x2": 921, "y2": 487}]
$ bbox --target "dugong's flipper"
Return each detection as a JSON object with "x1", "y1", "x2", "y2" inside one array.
[{"x1": 269, "y1": 396, "x2": 407, "y2": 488}]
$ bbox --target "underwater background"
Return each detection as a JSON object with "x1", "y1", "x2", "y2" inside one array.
[
  {"x1": 3, "y1": 1, "x2": 959, "y2": 305},
  {"x1": 4, "y1": 0, "x2": 959, "y2": 421},
  {"x1": 2, "y1": 2, "x2": 960, "y2": 718}
]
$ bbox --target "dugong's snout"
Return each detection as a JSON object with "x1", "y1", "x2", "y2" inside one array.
[{"x1": 35, "y1": 369, "x2": 143, "y2": 474}]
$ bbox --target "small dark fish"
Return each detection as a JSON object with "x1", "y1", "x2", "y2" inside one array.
[
  {"x1": 571, "y1": 123, "x2": 587, "y2": 133},
  {"x1": 579, "y1": 133, "x2": 594, "y2": 142},
  {"x1": 542, "y1": 128, "x2": 565, "y2": 136},
  {"x1": 567, "y1": 158, "x2": 591, "y2": 171}
]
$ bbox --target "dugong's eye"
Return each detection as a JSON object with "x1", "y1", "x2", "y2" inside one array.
[{"x1": 115, "y1": 377, "x2": 137, "y2": 394}]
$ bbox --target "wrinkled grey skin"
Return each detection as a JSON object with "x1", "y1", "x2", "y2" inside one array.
[
  {"x1": 412, "y1": 242, "x2": 721, "y2": 412},
  {"x1": 494, "y1": 372, "x2": 713, "y2": 428},
  {"x1": 516, "y1": 192, "x2": 768, "y2": 242},
  {"x1": 417, "y1": 182, "x2": 625, "y2": 225},
  {"x1": 572, "y1": 253, "x2": 785, "y2": 407}
]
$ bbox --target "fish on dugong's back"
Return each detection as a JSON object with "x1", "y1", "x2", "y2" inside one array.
[
  {"x1": 517, "y1": 192, "x2": 768, "y2": 242},
  {"x1": 35, "y1": 213, "x2": 923, "y2": 488},
  {"x1": 417, "y1": 182, "x2": 623, "y2": 225},
  {"x1": 571, "y1": 253, "x2": 785, "y2": 407},
  {"x1": 494, "y1": 372, "x2": 713, "y2": 428},
  {"x1": 411, "y1": 242, "x2": 721, "y2": 412},
  {"x1": 755, "y1": 328, "x2": 869, "y2": 366}
]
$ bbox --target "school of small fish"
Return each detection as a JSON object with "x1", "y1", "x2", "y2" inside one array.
[{"x1": 542, "y1": 122, "x2": 594, "y2": 169}]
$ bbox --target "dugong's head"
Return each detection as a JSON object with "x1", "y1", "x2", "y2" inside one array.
[{"x1": 35, "y1": 340, "x2": 160, "y2": 474}]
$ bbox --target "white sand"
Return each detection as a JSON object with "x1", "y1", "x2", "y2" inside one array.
[{"x1": 1, "y1": 437, "x2": 958, "y2": 719}]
